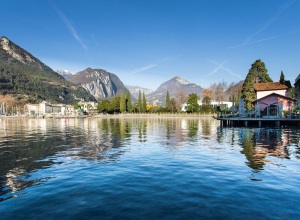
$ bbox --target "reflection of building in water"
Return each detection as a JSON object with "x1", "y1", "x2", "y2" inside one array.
[
  {"x1": 217, "y1": 126, "x2": 295, "y2": 171},
  {"x1": 241, "y1": 129, "x2": 291, "y2": 171}
]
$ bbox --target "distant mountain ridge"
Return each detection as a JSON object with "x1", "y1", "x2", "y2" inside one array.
[
  {"x1": 68, "y1": 68, "x2": 129, "y2": 100},
  {"x1": 146, "y1": 76, "x2": 203, "y2": 105},
  {"x1": 57, "y1": 69, "x2": 74, "y2": 80},
  {"x1": 125, "y1": 85, "x2": 153, "y2": 99},
  {"x1": 0, "y1": 36, "x2": 95, "y2": 104}
]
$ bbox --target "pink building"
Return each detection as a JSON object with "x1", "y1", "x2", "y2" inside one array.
[{"x1": 254, "y1": 82, "x2": 295, "y2": 118}]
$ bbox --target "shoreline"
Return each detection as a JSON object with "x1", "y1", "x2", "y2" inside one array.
[{"x1": 0, "y1": 113, "x2": 217, "y2": 119}]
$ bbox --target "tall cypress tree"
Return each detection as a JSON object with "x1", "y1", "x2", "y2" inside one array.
[
  {"x1": 137, "y1": 90, "x2": 142, "y2": 113},
  {"x1": 120, "y1": 91, "x2": 126, "y2": 113},
  {"x1": 279, "y1": 71, "x2": 285, "y2": 84},
  {"x1": 142, "y1": 92, "x2": 147, "y2": 113},
  {"x1": 126, "y1": 91, "x2": 132, "y2": 112},
  {"x1": 165, "y1": 91, "x2": 171, "y2": 111},
  {"x1": 241, "y1": 59, "x2": 272, "y2": 109}
]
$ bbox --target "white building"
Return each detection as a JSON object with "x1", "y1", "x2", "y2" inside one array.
[
  {"x1": 25, "y1": 101, "x2": 75, "y2": 116},
  {"x1": 181, "y1": 100, "x2": 234, "y2": 112},
  {"x1": 78, "y1": 101, "x2": 97, "y2": 113}
]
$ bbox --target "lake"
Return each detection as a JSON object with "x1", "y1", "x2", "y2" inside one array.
[{"x1": 0, "y1": 117, "x2": 300, "y2": 219}]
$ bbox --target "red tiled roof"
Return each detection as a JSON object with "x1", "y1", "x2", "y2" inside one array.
[{"x1": 254, "y1": 82, "x2": 288, "y2": 91}]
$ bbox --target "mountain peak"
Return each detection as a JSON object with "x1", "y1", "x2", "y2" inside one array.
[
  {"x1": 0, "y1": 36, "x2": 38, "y2": 65},
  {"x1": 172, "y1": 76, "x2": 189, "y2": 85}
]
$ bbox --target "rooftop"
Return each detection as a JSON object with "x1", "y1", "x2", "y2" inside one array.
[{"x1": 254, "y1": 82, "x2": 289, "y2": 91}]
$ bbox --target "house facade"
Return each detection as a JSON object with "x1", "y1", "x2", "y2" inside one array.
[
  {"x1": 254, "y1": 82, "x2": 289, "y2": 100},
  {"x1": 254, "y1": 82, "x2": 295, "y2": 118},
  {"x1": 25, "y1": 101, "x2": 75, "y2": 116}
]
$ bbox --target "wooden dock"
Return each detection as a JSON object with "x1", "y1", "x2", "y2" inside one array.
[{"x1": 215, "y1": 116, "x2": 300, "y2": 127}]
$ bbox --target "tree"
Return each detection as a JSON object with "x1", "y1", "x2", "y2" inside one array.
[
  {"x1": 279, "y1": 71, "x2": 285, "y2": 84},
  {"x1": 137, "y1": 90, "x2": 142, "y2": 113},
  {"x1": 201, "y1": 96, "x2": 214, "y2": 112},
  {"x1": 142, "y1": 92, "x2": 147, "y2": 113},
  {"x1": 126, "y1": 91, "x2": 132, "y2": 112},
  {"x1": 241, "y1": 59, "x2": 272, "y2": 110},
  {"x1": 165, "y1": 91, "x2": 171, "y2": 111},
  {"x1": 186, "y1": 93, "x2": 199, "y2": 113},
  {"x1": 97, "y1": 100, "x2": 110, "y2": 113},
  {"x1": 174, "y1": 90, "x2": 187, "y2": 111},
  {"x1": 120, "y1": 91, "x2": 126, "y2": 113},
  {"x1": 202, "y1": 96, "x2": 212, "y2": 106},
  {"x1": 170, "y1": 98, "x2": 176, "y2": 113},
  {"x1": 109, "y1": 96, "x2": 120, "y2": 113}
]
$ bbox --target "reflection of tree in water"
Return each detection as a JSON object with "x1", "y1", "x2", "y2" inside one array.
[
  {"x1": 187, "y1": 120, "x2": 198, "y2": 139},
  {"x1": 0, "y1": 118, "x2": 131, "y2": 201},
  {"x1": 201, "y1": 119, "x2": 211, "y2": 137},
  {"x1": 240, "y1": 128, "x2": 291, "y2": 172},
  {"x1": 240, "y1": 130, "x2": 265, "y2": 171},
  {"x1": 165, "y1": 119, "x2": 177, "y2": 140},
  {"x1": 138, "y1": 120, "x2": 147, "y2": 142}
]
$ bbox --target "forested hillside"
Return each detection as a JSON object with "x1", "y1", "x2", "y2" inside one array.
[{"x1": 0, "y1": 37, "x2": 95, "y2": 104}]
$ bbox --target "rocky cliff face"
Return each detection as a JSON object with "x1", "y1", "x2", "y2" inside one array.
[
  {"x1": 1, "y1": 36, "x2": 43, "y2": 68},
  {"x1": 125, "y1": 85, "x2": 153, "y2": 99},
  {"x1": 68, "y1": 68, "x2": 128, "y2": 100},
  {"x1": 0, "y1": 36, "x2": 95, "y2": 104}
]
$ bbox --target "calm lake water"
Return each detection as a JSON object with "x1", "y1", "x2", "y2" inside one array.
[{"x1": 0, "y1": 117, "x2": 300, "y2": 219}]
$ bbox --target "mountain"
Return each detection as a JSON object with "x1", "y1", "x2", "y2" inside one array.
[
  {"x1": 57, "y1": 69, "x2": 74, "y2": 80},
  {"x1": 125, "y1": 85, "x2": 153, "y2": 99},
  {"x1": 146, "y1": 76, "x2": 203, "y2": 106},
  {"x1": 0, "y1": 36, "x2": 95, "y2": 104},
  {"x1": 68, "y1": 68, "x2": 129, "y2": 100}
]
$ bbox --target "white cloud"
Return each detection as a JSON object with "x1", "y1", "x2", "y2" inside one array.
[
  {"x1": 244, "y1": 0, "x2": 295, "y2": 44},
  {"x1": 228, "y1": 35, "x2": 280, "y2": 49},
  {"x1": 131, "y1": 64, "x2": 157, "y2": 74},
  {"x1": 207, "y1": 60, "x2": 242, "y2": 79},
  {"x1": 130, "y1": 57, "x2": 176, "y2": 74},
  {"x1": 54, "y1": 7, "x2": 87, "y2": 51}
]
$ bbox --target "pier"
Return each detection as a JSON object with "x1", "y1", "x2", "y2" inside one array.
[{"x1": 215, "y1": 116, "x2": 300, "y2": 127}]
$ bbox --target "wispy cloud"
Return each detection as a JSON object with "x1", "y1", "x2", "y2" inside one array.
[
  {"x1": 130, "y1": 57, "x2": 176, "y2": 74},
  {"x1": 54, "y1": 7, "x2": 87, "y2": 51},
  {"x1": 131, "y1": 64, "x2": 157, "y2": 74},
  {"x1": 244, "y1": 0, "x2": 295, "y2": 44},
  {"x1": 207, "y1": 60, "x2": 242, "y2": 79},
  {"x1": 229, "y1": 0, "x2": 296, "y2": 49},
  {"x1": 91, "y1": 34, "x2": 99, "y2": 47},
  {"x1": 228, "y1": 35, "x2": 280, "y2": 49}
]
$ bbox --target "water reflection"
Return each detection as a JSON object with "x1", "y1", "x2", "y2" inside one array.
[
  {"x1": 0, "y1": 117, "x2": 300, "y2": 201},
  {"x1": 218, "y1": 126, "x2": 300, "y2": 172}
]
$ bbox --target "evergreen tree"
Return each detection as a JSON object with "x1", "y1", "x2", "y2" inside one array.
[
  {"x1": 241, "y1": 59, "x2": 272, "y2": 110},
  {"x1": 109, "y1": 96, "x2": 120, "y2": 113},
  {"x1": 165, "y1": 91, "x2": 171, "y2": 111},
  {"x1": 142, "y1": 92, "x2": 147, "y2": 113},
  {"x1": 126, "y1": 91, "x2": 132, "y2": 112},
  {"x1": 279, "y1": 71, "x2": 285, "y2": 84},
  {"x1": 137, "y1": 90, "x2": 142, "y2": 113},
  {"x1": 186, "y1": 93, "x2": 199, "y2": 113},
  {"x1": 120, "y1": 91, "x2": 126, "y2": 113},
  {"x1": 97, "y1": 100, "x2": 110, "y2": 113}
]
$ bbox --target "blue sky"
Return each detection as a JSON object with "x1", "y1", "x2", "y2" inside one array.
[{"x1": 1, "y1": 0, "x2": 300, "y2": 90}]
